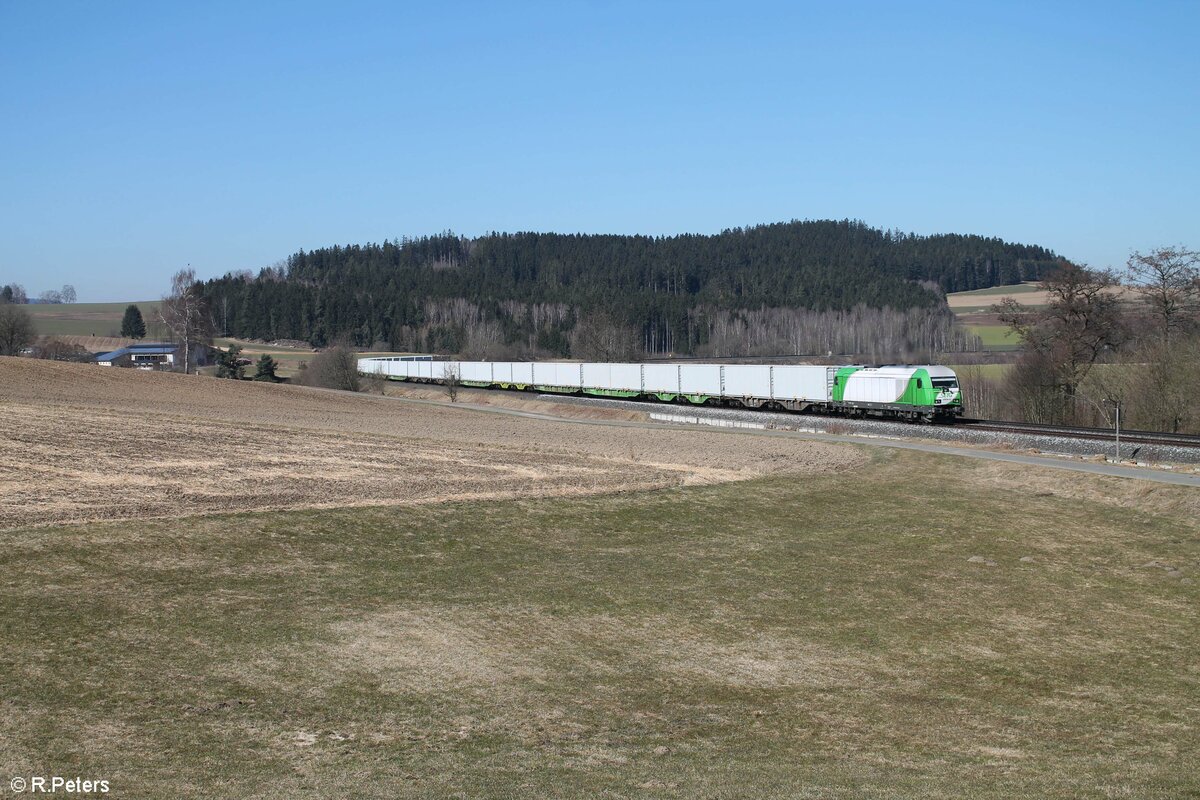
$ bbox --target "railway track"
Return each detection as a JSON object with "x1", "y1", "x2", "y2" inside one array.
[
  {"x1": 551, "y1": 393, "x2": 1200, "y2": 451},
  {"x1": 955, "y1": 418, "x2": 1200, "y2": 448}
]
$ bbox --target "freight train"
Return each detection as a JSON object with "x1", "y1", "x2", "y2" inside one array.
[{"x1": 358, "y1": 357, "x2": 964, "y2": 422}]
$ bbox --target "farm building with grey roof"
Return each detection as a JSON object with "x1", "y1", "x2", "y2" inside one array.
[{"x1": 93, "y1": 343, "x2": 179, "y2": 369}]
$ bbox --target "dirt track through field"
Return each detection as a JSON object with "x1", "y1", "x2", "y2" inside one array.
[{"x1": 0, "y1": 358, "x2": 863, "y2": 529}]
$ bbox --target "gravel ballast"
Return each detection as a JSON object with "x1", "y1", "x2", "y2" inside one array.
[{"x1": 547, "y1": 394, "x2": 1200, "y2": 467}]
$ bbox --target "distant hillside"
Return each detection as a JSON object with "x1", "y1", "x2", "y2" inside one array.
[
  {"x1": 25, "y1": 301, "x2": 162, "y2": 339},
  {"x1": 201, "y1": 220, "x2": 1064, "y2": 357}
]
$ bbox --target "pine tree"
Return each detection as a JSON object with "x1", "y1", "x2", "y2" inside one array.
[
  {"x1": 121, "y1": 304, "x2": 146, "y2": 339},
  {"x1": 253, "y1": 353, "x2": 279, "y2": 382},
  {"x1": 215, "y1": 344, "x2": 245, "y2": 379}
]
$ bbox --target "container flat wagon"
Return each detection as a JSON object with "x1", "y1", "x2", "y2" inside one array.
[{"x1": 358, "y1": 358, "x2": 963, "y2": 421}]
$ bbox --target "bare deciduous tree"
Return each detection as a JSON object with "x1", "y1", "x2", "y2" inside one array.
[
  {"x1": 2, "y1": 284, "x2": 28, "y2": 304},
  {"x1": 0, "y1": 302, "x2": 35, "y2": 355},
  {"x1": 159, "y1": 268, "x2": 213, "y2": 374},
  {"x1": 994, "y1": 263, "x2": 1127, "y2": 421},
  {"x1": 694, "y1": 304, "x2": 979, "y2": 361},
  {"x1": 1126, "y1": 245, "x2": 1199, "y2": 343},
  {"x1": 569, "y1": 311, "x2": 641, "y2": 361}
]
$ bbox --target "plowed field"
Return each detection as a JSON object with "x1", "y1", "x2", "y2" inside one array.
[{"x1": 0, "y1": 358, "x2": 863, "y2": 529}]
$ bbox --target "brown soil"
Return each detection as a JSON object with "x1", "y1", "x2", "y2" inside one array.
[
  {"x1": 0, "y1": 358, "x2": 864, "y2": 530},
  {"x1": 375, "y1": 381, "x2": 650, "y2": 421},
  {"x1": 947, "y1": 284, "x2": 1137, "y2": 310}
]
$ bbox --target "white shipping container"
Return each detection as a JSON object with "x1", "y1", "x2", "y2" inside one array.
[
  {"x1": 510, "y1": 362, "x2": 534, "y2": 384},
  {"x1": 354, "y1": 357, "x2": 840, "y2": 406},
  {"x1": 538, "y1": 362, "x2": 582, "y2": 387},
  {"x1": 642, "y1": 364, "x2": 680, "y2": 394},
  {"x1": 609, "y1": 363, "x2": 643, "y2": 391},
  {"x1": 460, "y1": 362, "x2": 492, "y2": 383},
  {"x1": 771, "y1": 366, "x2": 831, "y2": 402},
  {"x1": 359, "y1": 358, "x2": 386, "y2": 376},
  {"x1": 679, "y1": 364, "x2": 723, "y2": 396},
  {"x1": 581, "y1": 362, "x2": 611, "y2": 389},
  {"x1": 721, "y1": 365, "x2": 772, "y2": 398}
]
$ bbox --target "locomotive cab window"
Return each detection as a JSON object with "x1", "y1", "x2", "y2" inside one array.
[{"x1": 916, "y1": 379, "x2": 923, "y2": 388}]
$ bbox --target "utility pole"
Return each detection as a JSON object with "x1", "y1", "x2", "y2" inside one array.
[
  {"x1": 1105, "y1": 398, "x2": 1122, "y2": 462},
  {"x1": 1114, "y1": 401, "x2": 1121, "y2": 462}
]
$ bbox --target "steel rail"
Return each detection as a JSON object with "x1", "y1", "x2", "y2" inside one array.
[{"x1": 954, "y1": 418, "x2": 1200, "y2": 448}]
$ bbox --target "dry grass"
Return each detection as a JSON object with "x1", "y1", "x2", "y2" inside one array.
[
  {"x1": 0, "y1": 357, "x2": 863, "y2": 529},
  {"x1": 0, "y1": 454, "x2": 1195, "y2": 798},
  {"x1": 973, "y1": 459, "x2": 1200, "y2": 518}
]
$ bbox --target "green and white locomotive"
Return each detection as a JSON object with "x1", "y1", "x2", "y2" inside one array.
[{"x1": 829, "y1": 365, "x2": 963, "y2": 421}]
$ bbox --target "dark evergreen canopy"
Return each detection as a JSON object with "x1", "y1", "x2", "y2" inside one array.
[
  {"x1": 202, "y1": 219, "x2": 1063, "y2": 352},
  {"x1": 120, "y1": 304, "x2": 146, "y2": 340}
]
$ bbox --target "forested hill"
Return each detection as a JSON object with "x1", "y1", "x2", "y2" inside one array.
[{"x1": 202, "y1": 220, "x2": 1064, "y2": 357}]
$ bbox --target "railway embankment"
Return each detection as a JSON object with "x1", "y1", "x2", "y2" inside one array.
[{"x1": 553, "y1": 394, "x2": 1200, "y2": 467}]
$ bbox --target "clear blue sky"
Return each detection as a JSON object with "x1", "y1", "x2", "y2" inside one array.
[{"x1": 2, "y1": 1, "x2": 1197, "y2": 301}]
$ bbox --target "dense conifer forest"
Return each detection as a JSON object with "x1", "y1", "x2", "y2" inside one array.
[{"x1": 201, "y1": 220, "x2": 1063, "y2": 357}]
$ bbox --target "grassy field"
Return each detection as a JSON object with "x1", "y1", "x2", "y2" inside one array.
[
  {"x1": 947, "y1": 282, "x2": 1044, "y2": 299},
  {"x1": 964, "y1": 324, "x2": 1019, "y2": 349},
  {"x1": 212, "y1": 339, "x2": 402, "y2": 378},
  {"x1": 948, "y1": 363, "x2": 1011, "y2": 379},
  {"x1": 947, "y1": 287, "x2": 1027, "y2": 352},
  {"x1": 1, "y1": 448, "x2": 1196, "y2": 798},
  {"x1": 25, "y1": 301, "x2": 162, "y2": 338}
]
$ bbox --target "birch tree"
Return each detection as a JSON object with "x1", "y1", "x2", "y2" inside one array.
[{"x1": 159, "y1": 268, "x2": 212, "y2": 374}]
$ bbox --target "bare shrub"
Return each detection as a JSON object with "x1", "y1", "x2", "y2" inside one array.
[
  {"x1": 957, "y1": 365, "x2": 1002, "y2": 420},
  {"x1": 442, "y1": 364, "x2": 461, "y2": 402},
  {"x1": 297, "y1": 346, "x2": 360, "y2": 392},
  {"x1": 360, "y1": 367, "x2": 387, "y2": 395},
  {"x1": 1087, "y1": 336, "x2": 1200, "y2": 433},
  {"x1": 1001, "y1": 351, "x2": 1070, "y2": 424},
  {"x1": 32, "y1": 337, "x2": 92, "y2": 362}
]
